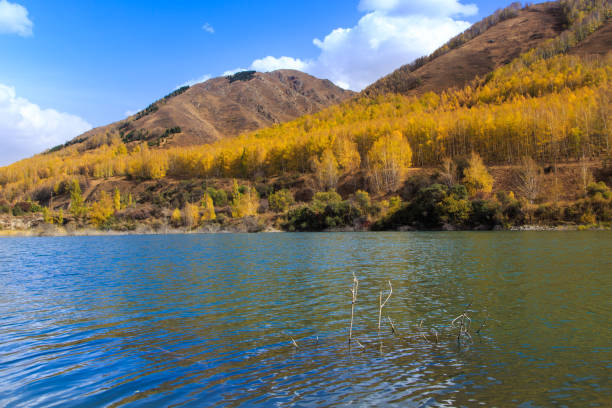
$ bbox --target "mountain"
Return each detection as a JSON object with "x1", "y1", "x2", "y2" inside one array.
[
  {"x1": 363, "y1": 2, "x2": 566, "y2": 97},
  {"x1": 1, "y1": 0, "x2": 611, "y2": 234},
  {"x1": 68, "y1": 70, "x2": 354, "y2": 150}
]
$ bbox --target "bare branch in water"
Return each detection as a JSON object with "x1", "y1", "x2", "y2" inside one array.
[
  {"x1": 419, "y1": 319, "x2": 431, "y2": 343},
  {"x1": 349, "y1": 272, "x2": 359, "y2": 344},
  {"x1": 387, "y1": 315, "x2": 399, "y2": 337},
  {"x1": 452, "y1": 303, "x2": 473, "y2": 344},
  {"x1": 378, "y1": 280, "x2": 393, "y2": 333}
]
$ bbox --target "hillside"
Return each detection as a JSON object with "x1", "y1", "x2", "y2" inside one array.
[
  {"x1": 0, "y1": 0, "x2": 611, "y2": 234},
  {"x1": 363, "y1": 2, "x2": 566, "y2": 96},
  {"x1": 569, "y1": 19, "x2": 612, "y2": 56},
  {"x1": 68, "y1": 70, "x2": 354, "y2": 150}
]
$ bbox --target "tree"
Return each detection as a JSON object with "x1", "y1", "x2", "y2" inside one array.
[
  {"x1": 171, "y1": 208, "x2": 182, "y2": 227},
  {"x1": 440, "y1": 157, "x2": 457, "y2": 187},
  {"x1": 312, "y1": 149, "x2": 339, "y2": 190},
  {"x1": 184, "y1": 203, "x2": 200, "y2": 228},
  {"x1": 231, "y1": 181, "x2": 259, "y2": 218},
  {"x1": 69, "y1": 180, "x2": 86, "y2": 218},
  {"x1": 354, "y1": 190, "x2": 371, "y2": 214},
  {"x1": 43, "y1": 207, "x2": 53, "y2": 224},
  {"x1": 462, "y1": 152, "x2": 493, "y2": 195},
  {"x1": 579, "y1": 155, "x2": 593, "y2": 194},
  {"x1": 89, "y1": 191, "x2": 114, "y2": 227},
  {"x1": 268, "y1": 189, "x2": 294, "y2": 213},
  {"x1": 368, "y1": 130, "x2": 412, "y2": 192},
  {"x1": 516, "y1": 156, "x2": 541, "y2": 204},
  {"x1": 113, "y1": 188, "x2": 121, "y2": 212},
  {"x1": 200, "y1": 193, "x2": 216, "y2": 221},
  {"x1": 57, "y1": 209, "x2": 64, "y2": 225}
]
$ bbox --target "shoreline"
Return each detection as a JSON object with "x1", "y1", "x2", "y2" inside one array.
[{"x1": 1, "y1": 224, "x2": 609, "y2": 237}]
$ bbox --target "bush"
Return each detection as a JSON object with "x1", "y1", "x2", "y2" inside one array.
[
  {"x1": 587, "y1": 182, "x2": 611, "y2": 199},
  {"x1": 312, "y1": 191, "x2": 342, "y2": 211},
  {"x1": 470, "y1": 200, "x2": 500, "y2": 227},
  {"x1": 206, "y1": 187, "x2": 228, "y2": 207},
  {"x1": 353, "y1": 190, "x2": 372, "y2": 214},
  {"x1": 284, "y1": 193, "x2": 359, "y2": 231},
  {"x1": 0, "y1": 200, "x2": 11, "y2": 214},
  {"x1": 12, "y1": 205, "x2": 24, "y2": 216},
  {"x1": 268, "y1": 189, "x2": 294, "y2": 213}
]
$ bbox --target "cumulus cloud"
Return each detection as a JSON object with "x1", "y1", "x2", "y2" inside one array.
[
  {"x1": 0, "y1": 84, "x2": 91, "y2": 165},
  {"x1": 0, "y1": 0, "x2": 33, "y2": 37},
  {"x1": 251, "y1": 56, "x2": 310, "y2": 72},
  {"x1": 202, "y1": 22, "x2": 214, "y2": 34},
  {"x1": 232, "y1": 0, "x2": 476, "y2": 90},
  {"x1": 180, "y1": 74, "x2": 212, "y2": 88}
]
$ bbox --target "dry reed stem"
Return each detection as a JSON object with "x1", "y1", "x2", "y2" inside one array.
[
  {"x1": 349, "y1": 272, "x2": 359, "y2": 344},
  {"x1": 452, "y1": 304, "x2": 473, "y2": 343},
  {"x1": 387, "y1": 315, "x2": 399, "y2": 337},
  {"x1": 419, "y1": 319, "x2": 431, "y2": 343},
  {"x1": 378, "y1": 280, "x2": 393, "y2": 333}
]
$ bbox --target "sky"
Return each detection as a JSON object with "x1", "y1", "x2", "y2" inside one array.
[{"x1": 0, "y1": 0, "x2": 530, "y2": 165}]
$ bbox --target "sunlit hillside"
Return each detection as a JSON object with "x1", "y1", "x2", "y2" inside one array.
[{"x1": 0, "y1": 0, "x2": 610, "y2": 233}]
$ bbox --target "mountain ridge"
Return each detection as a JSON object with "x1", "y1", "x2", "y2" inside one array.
[
  {"x1": 67, "y1": 69, "x2": 354, "y2": 151},
  {"x1": 363, "y1": 2, "x2": 567, "y2": 97}
]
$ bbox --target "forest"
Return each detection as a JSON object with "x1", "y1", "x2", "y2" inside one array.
[{"x1": 0, "y1": 0, "x2": 610, "y2": 233}]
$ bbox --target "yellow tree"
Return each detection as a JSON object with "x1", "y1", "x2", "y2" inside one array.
[
  {"x1": 231, "y1": 181, "x2": 259, "y2": 218},
  {"x1": 113, "y1": 188, "x2": 121, "y2": 212},
  {"x1": 69, "y1": 180, "x2": 87, "y2": 218},
  {"x1": 171, "y1": 208, "x2": 182, "y2": 227},
  {"x1": 367, "y1": 130, "x2": 412, "y2": 192},
  {"x1": 462, "y1": 152, "x2": 494, "y2": 195},
  {"x1": 312, "y1": 148, "x2": 339, "y2": 190},
  {"x1": 89, "y1": 191, "x2": 114, "y2": 227},
  {"x1": 184, "y1": 203, "x2": 200, "y2": 228},
  {"x1": 200, "y1": 193, "x2": 216, "y2": 222}
]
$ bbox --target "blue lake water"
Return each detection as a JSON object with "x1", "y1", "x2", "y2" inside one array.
[{"x1": 0, "y1": 232, "x2": 611, "y2": 407}]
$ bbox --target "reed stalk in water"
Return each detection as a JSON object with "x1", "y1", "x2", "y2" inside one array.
[
  {"x1": 378, "y1": 280, "x2": 393, "y2": 333},
  {"x1": 349, "y1": 272, "x2": 359, "y2": 344},
  {"x1": 452, "y1": 303, "x2": 473, "y2": 343}
]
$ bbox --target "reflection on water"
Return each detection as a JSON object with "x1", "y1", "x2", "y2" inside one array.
[{"x1": 0, "y1": 232, "x2": 611, "y2": 407}]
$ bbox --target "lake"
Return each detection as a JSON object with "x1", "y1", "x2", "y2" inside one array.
[{"x1": 0, "y1": 232, "x2": 610, "y2": 407}]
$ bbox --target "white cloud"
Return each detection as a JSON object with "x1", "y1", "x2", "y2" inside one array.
[
  {"x1": 0, "y1": 84, "x2": 91, "y2": 165},
  {"x1": 250, "y1": 56, "x2": 310, "y2": 72},
  {"x1": 231, "y1": 0, "x2": 476, "y2": 90},
  {"x1": 0, "y1": 0, "x2": 33, "y2": 37},
  {"x1": 202, "y1": 22, "x2": 214, "y2": 34},
  {"x1": 222, "y1": 68, "x2": 248, "y2": 76},
  {"x1": 180, "y1": 74, "x2": 212, "y2": 88}
]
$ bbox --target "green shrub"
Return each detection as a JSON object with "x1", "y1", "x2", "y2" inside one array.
[
  {"x1": 470, "y1": 199, "x2": 501, "y2": 227},
  {"x1": 587, "y1": 182, "x2": 611, "y2": 199},
  {"x1": 206, "y1": 187, "x2": 228, "y2": 207},
  {"x1": 354, "y1": 190, "x2": 371, "y2": 213},
  {"x1": 284, "y1": 193, "x2": 358, "y2": 231},
  {"x1": 268, "y1": 189, "x2": 294, "y2": 213}
]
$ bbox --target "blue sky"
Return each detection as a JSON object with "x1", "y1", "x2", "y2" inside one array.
[{"x1": 0, "y1": 0, "x2": 533, "y2": 165}]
